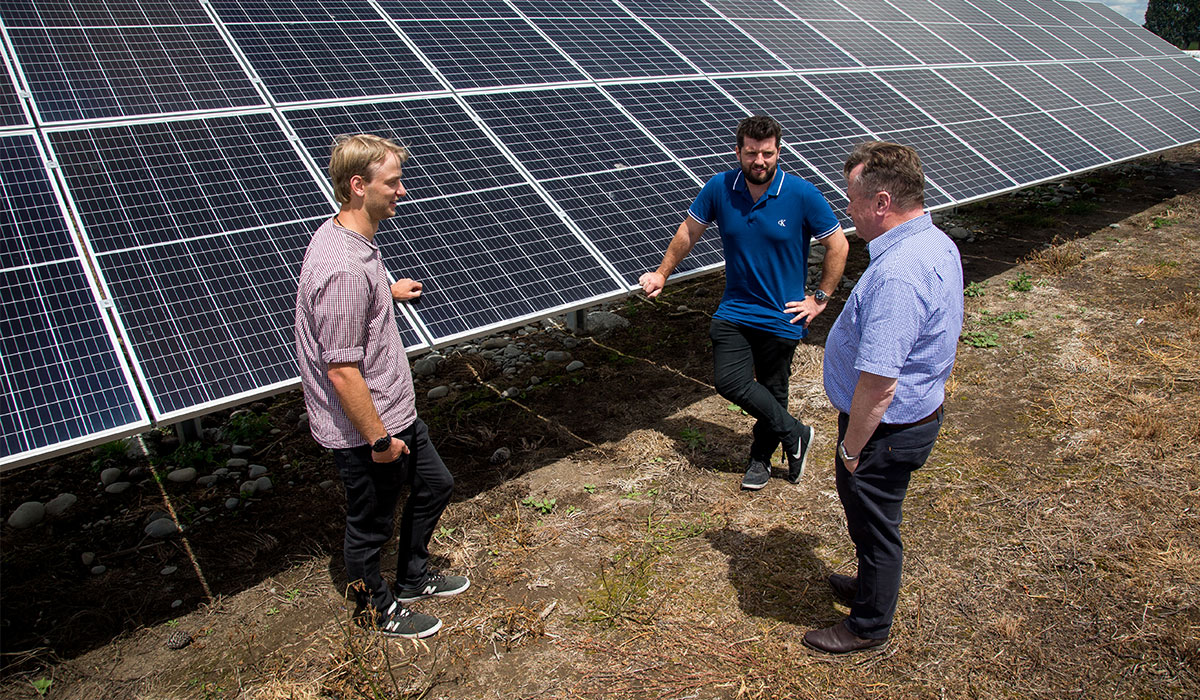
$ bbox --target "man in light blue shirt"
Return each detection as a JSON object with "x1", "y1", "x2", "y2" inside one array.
[
  {"x1": 641, "y1": 116, "x2": 848, "y2": 490},
  {"x1": 805, "y1": 141, "x2": 963, "y2": 654}
]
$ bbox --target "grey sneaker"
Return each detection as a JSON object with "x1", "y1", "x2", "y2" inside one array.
[
  {"x1": 785, "y1": 424, "x2": 815, "y2": 484},
  {"x1": 741, "y1": 457, "x2": 770, "y2": 490},
  {"x1": 395, "y1": 572, "x2": 470, "y2": 603},
  {"x1": 358, "y1": 601, "x2": 442, "y2": 639}
]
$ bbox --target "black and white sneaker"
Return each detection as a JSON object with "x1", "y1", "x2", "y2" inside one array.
[
  {"x1": 740, "y1": 457, "x2": 770, "y2": 490},
  {"x1": 358, "y1": 601, "x2": 442, "y2": 639},
  {"x1": 394, "y1": 572, "x2": 470, "y2": 603},
  {"x1": 785, "y1": 424, "x2": 815, "y2": 484}
]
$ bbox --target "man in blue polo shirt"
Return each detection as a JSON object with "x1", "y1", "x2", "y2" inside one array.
[
  {"x1": 804, "y1": 141, "x2": 962, "y2": 654},
  {"x1": 640, "y1": 115, "x2": 848, "y2": 490}
]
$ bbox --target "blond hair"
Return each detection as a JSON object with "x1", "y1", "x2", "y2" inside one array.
[{"x1": 328, "y1": 134, "x2": 409, "y2": 204}]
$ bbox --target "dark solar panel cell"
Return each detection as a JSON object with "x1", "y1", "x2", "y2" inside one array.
[
  {"x1": 1075, "y1": 27, "x2": 1136, "y2": 58},
  {"x1": 605, "y1": 81, "x2": 748, "y2": 160},
  {"x1": 1099, "y1": 61, "x2": 1171, "y2": 98},
  {"x1": 878, "y1": 69, "x2": 991, "y2": 124},
  {"x1": 945, "y1": 118, "x2": 1064, "y2": 184},
  {"x1": 937, "y1": 66, "x2": 1039, "y2": 117},
  {"x1": 1067, "y1": 62, "x2": 1142, "y2": 101},
  {"x1": 227, "y1": 22, "x2": 442, "y2": 103},
  {"x1": 876, "y1": 125, "x2": 1014, "y2": 201},
  {"x1": 1122, "y1": 99, "x2": 1200, "y2": 143},
  {"x1": 837, "y1": 0, "x2": 910, "y2": 22},
  {"x1": 957, "y1": 0, "x2": 1027, "y2": 25},
  {"x1": 1153, "y1": 95, "x2": 1200, "y2": 135},
  {"x1": 1157, "y1": 58, "x2": 1200, "y2": 92},
  {"x1": 0, "y1": 135, "x2": 77, "y2": 270},
  {"x1": 1065, "y1": 1, "x2": 1121, "y2": 27},
  {"x1": 1050, "y1": 106, "x2": 1143, "y2": 160},
  {"x1": 0, "y1": 66, "x2": 29, "y2": 127},
  {"x1": 1087, "y1": 102, "x2": 1175, "y2": 152},
  {"x1": 383, "y1": 186, "x2": 619, "y2": 341},
  {"x1": 682, "y1": 153, "x2": 739, "y2": 184},
  {"x1": 285, "y1": 98, "x2": 525, "y2": 200},
  {"x1": 928, "y1": 0, "x2": 996, "y2": 24},
  {"x1": 1030, "y1": 63, "x2": 1112, "y2": 105},
  {"x1": 733, "y1": 19, "x2": 860, "y2": 70},
  {"x1": 1037, "y1": 0, "x2": 1092, "y2": 26},
  {"x1": 1042, "y1": 25, "x2": 1110, "y2": 59},
  {"x1": 1127, "y1": 60, "x2": 1200, "y2": 95},
  {"x1": 985, "y1": 65, "x2": 1080, "y2": 110},
  {"x1": 1007, "y1": 24, "x2": 1086, "y2": 59},
  {"x1": 466, "y1": 88, "x2": 667, "y2": 180},
  {"x1": 209, "y1": 0, "x2": 383, "y2": 22},
  {"x1": 921, "y1": 22, "x2": 1015, "y2": 62},
  {"x1": 532, "y1": 17, "x2": 698, "y2": 79},
  {"x1": 1107, "y1": 28, "x2": 1177, "y2": 56},
  {"x1": 0, "y1": 0, "x2": 210, "y2": 26},
  {"x1": 994, "y1": 0, "x2": 1062, "y2": 24},
  {"x1": 48, "y1": 114, "x2": 331, "y2": 255},
  {"x1": 868, "y1": 22, "x2": 972, "y2": 65},
  {"x1": 1002, "y1": 111, "x2": 1106, "y2": 172},
  {"x1": 398, "y1": 19, "x2": 586, "y2": 89},
  {"x1": 641, "y1": 17, "x2": 789, "y2": 73},
  {"x1": 513, "y1": 0, "x2": 627, "y2": 17},
  {"x1": 809, "y1": 20, "x2": 921, "y2": 66},
  {"x1": 716, "y1": 75, "x2": 867, "y2": 143},
  {"x1": 621, "y1": 0, "x2": 723, "y2": 19},
  {"x1": 966, "y1": 23, "x2": 1051, "y2": 62},
  {"x1": 376, "y1": 0, "x2": 518, "y2": 20},
  {"x1": 10, "y1": 25, "x2": 263, "y2": 123},
  {"x1": 541, "y1": 162, "x2": 720, "y2": 284},
  {"x1": 805, "y1": 72, "x2": 934, "y2": 132},
  {"x1": 706, "y1": 0, "x2": 808, "y2": 19},
  {"x1": 884, "y1": 0, "x2": 955, "y2": 22}
]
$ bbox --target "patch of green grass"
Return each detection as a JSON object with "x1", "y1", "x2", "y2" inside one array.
[
  {"x1": 583, "y1": 484, "x2": 596, "y2": 494},
  {"x1": 30, "y1": 678, "x2": 51, "y2": 697},
  {"x1": 157, "y1": 441, "x2": 217, "y2": 471},
  {"x1": 521, "y1": 496, "x2": 556, "y2": 515},
  {"x1": 679, "y1": 427, "x2": 706, "y2": 450},
  {"x1": 1008, "y1": 272, "x2": 1033, "y2": 292},
  {"x1": 964, "y1": 281, "x2": 987, "y2": 298},
  {"x1": 223, "y1": 411, "x2": 272, "y2": 444},
  {"x1": 1149, "y1": 216, "x2": 1174, "y2": 229},
  {"x1": 961, "y1": 331, "x2": 1000, "y2": 348},
  {"x1": 982, "y1": 310, "x2": 1030, "y2": 325}
]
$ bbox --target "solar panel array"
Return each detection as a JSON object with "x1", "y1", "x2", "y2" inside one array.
[{"x1": 1, "y1": 0, "x2": 1198, "y2": 469}]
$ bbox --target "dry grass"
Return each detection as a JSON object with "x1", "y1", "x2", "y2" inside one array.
[{"x1": 1027, "y1": 236, "x2": 1085, "y2": 275}]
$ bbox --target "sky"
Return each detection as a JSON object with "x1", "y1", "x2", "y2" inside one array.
[{"x1": 1096, "y1": 0, "x2": 1147, "y2": 24}]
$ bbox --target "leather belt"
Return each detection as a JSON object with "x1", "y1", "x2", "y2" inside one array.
[{"x1": 882, "y1": 404, "x2": 943, "y2": 429}]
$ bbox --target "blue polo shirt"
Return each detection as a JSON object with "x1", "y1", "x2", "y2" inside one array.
[
  {"x1": 689, "y1": 167, "x2": 840, "y2": 340},
  {"x1": 823, "y1": 213, "x2": 964, "y2": 423}
]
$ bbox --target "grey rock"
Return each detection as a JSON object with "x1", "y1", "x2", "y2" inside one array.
[
  {"x1": 1109, "y1": 223, "x2": 1120, "y2": 229},
  {"x1": 566, "y1": 360, "x2": 585, "y2": 372},
  {"x1": 145, "y1": 518, "x2": 179, "y2": 538},
  {"x1": 319, "y1": 480, "x2": 336, "y2": 490},
  {"x1": 255, "y1": 476, "x2": 273, "y2": 493},
  {"x1": 45, "y1": 493, "x2": 78, "y2": 517},
  {"x1": 502, "y1": 367, "x2": 517, "y2": 377},
  {"x1": 91, "y1": 565, "x2": 107, "y2": 575},
  {"x1": 501, "y1": 387, "x2": 520, "y2": 398},
  {"x1": 297, "y1": 413, "x2": 309, "y2": 429},
  {"x1": 948, "y1": 226, "x2": 971, "y2": 241},
  {"x1": 230, "y1": 444, "x2": 253, "y2": 456},
  {"x1": 490, "y1": 446, "x2": 511, "y2": 464},
  {"x1": 100, "y1": 467, "x2": 123, "y2": 486},
  {"x1": 81, "y1": 552, "x2": 96, "y2": 566},
  {"x1": 214, "y1": 467, "x2": 229, "y2": 476},
  {"x1": 584, "y1": 311, "x2": 629, "y2": 335},
  {"x1": 561, "y1": 337, "x2": 579, "y2": 349},
  {"x1": 427, "y1": 385, "x2": 451, "y2": 399},
  {"x1": 248, "y1": 464, "x2": 268, "y2": 478},
  {"x1": 167, "y1": 467, "x2": 197, "y2": 483},
  {"x1": 270, "y1": 428, "x2": 282, "y2": 436},
  {"x1": 161, "y1": 565, "x2": 178, "y2": 575},
  {"x1": 7, "y1": 501, "x2": 45, "y2": 529},
  {"x1": 482, "y1": 337, "x2": 509, "y2": 349},
  {"x1": 171, "y1": 599, "x2": 183, "y2": 609},
  {"x1": 105, "y1": 482, "x2": 133, "y2": 494},
  {"x1": 528, "y1": 376, "x2": 541, "y2": 386},
  {"x1": 676, "y1": 304, "x2": 691, "y2": 313},
  {"x1": 503, "y1": 344, "x2": 523, "y2": 358},
  {"x1": 931, "y1": 212, "x2": 945, "y2": 225},
  {"x1": 239, "y1": 480, "x2": 258, "y2": 497},
  {"x1": 146, "y1": 511, "x2": 169, "y2": 523},
  {"x1": 226, "y1": 458, "x2": 249, "y2": 469},
  {"x1": 1057, "y1": 184, "x2": 1077, "y2": 194},
  {"x1": 412, "y1": 354, "x2": 442, "y2": 377},
  {"x1": 197, "y1": 475, "x2": 218, "y2": 487},
  {"x1": 808, "y1": 245, "x2": 826, "y2": 262},
  {"x1": 225, "y1": 497, "x2": 240, "y2": 510},
  {"x1": 127, "y1": 466, "x2": 147, "y2": 480}
]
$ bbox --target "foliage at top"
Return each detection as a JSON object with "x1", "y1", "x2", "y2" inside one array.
[
  {"x1": 223, "y1": 411, "x2": 272, "y2": 444},
  {"x1": 1144, "y1": 0, "x2": 1199, "y2": 49}
]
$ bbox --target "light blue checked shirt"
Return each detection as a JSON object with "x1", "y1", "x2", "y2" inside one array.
[{"x1": 823, "y1": 213, "x2": 963, "y2": 423}]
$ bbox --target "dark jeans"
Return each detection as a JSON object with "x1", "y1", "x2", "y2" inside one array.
[
  {"x1": 835, "y1": 410, "x2": 941, "y2": 639},
  {"x1": 710, "y1": 317, "x2": 803, "y2": 460},
  {"x1": 331, "y1": 417, "x2": 453, "y2": 613}
]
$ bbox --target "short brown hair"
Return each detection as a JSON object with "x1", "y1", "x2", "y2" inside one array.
[
  {"x1": 329, "y1": 134, "x2": 409, "y2": 204},
  {"x1": 736, "y1": 115, "x2": 782, "y2": 149},
  {"x1": 843, "y1": 141, "x2": 924, "y2": 211}
]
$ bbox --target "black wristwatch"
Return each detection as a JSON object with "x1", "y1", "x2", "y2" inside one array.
[
  {"x1": 371, "y1": 435, "x2": 392, "y2": 453},
  {"x1": 812, "y1": 289, "x2": 830, "y2": 303}
]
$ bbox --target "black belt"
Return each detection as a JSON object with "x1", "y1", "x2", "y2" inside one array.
[{"x1": 840, "y1": 404, "x2": 943, "y2": 430}]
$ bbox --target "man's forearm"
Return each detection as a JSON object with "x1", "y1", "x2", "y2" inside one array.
[
  {"x1": 842, "y1": 371, "x2": 897, "y2": 456},
  {"x1": 816, "y1": 231, "x2": 849, "y2": 295},
  {"x1": 327, "y1": 363, "x2": 387, "y2": 444},
  {"x1": 655, "y1": 218, "x2": 704, "y2": 279}
]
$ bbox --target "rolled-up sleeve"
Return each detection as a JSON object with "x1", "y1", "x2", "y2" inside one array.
[{"x1": 314, "y1": 270, "x2": 367, "y2": 365}]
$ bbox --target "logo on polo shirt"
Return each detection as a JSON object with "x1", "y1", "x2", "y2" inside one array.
[{"x1": 777, "y1": 219, "x2": 787, "y2": 227}]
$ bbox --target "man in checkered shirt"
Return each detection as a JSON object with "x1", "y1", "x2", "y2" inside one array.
[{"x1": 295, "y1": 134, "x2": 468, "y2": 639}]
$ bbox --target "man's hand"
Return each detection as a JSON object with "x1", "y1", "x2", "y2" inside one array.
[
  {"x1": 639, "y1": 271, "x2": 666, "y2": 298},
  {"x1": 391, "y1": 278, "x2": 422, "y2": 302},
  {"x1": 372, "y1": 437, "x2": 410, "y2": 463},
  {"x1": 784, "y1": 295, "x2": 828, "y2": 327}
]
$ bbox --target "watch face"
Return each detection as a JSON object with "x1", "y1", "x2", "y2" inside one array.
[{"x1": 814, "y1": 290, "x2": 828, "y2": 302}]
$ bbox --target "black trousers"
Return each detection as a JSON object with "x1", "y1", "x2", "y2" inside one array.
[
  {"x1": 710, "y1": 317, "x2": 804, "y2": 460},
  {"x1": 331, "y1": 418, "x2": 453, "y2": 613},
  {"x1": 835, "y1": 410, "x2": 941, "y2": 639}
]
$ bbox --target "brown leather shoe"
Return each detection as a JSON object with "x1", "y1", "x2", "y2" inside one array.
[
  {"x1": 803, "y1": 621, "x2": 887, "y2": 654},
  {"x1": 828, "y1": 573, "x2": 857, "y2": 606}
]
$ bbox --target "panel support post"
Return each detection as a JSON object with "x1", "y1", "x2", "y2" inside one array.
[
  {"x1": 174, "y1": 418, "x2": 204, "y2": 444},
  {"x1": 565, "y1": 309, "x2": 587, "y2": 332}
]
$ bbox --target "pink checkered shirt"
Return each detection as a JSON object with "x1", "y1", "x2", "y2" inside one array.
[{"x1": 295, "y1": 217, "x2": 416, "y2": 449}]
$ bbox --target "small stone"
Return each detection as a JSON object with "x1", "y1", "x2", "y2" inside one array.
[
  {"x1": 544, "y1": 350, "x2": 571, "y2": 363},
  {"x1": 105, "y1": 482, "x2": 133, "y2": 494},
  {"x1": 584, "y1": 311, "x2": 629, "y2": 335},
  {"x1": 528, "y1": 376, "x2": 541, "y2": 386},
  {"x1": 255, "y1": 476, "x2": 273, "y2": 493},
  {"x1": 226, "y1": 458, "x2": 248, "y2": 469},
  {"x1": 161, "y1": 565, "x2": 178, "y2": 575},
  {"x1": 91, "y1": 565, "x2": 107, "y2": 575},
  {"x1": 490, "y1": 447, "x2": 511, "y2": 464},
  {"x1": 948, "y1": 226, "x2": 971, "y2": 241},
  {"x1": 319, "y1": 480, "x2": 336, "y2": 490},
  {"x1": 482, "y1": 337, "x2": 509, "y2": 349},
  {"x1": 676, "y1": 305, "x2": 691, "y2": 312},
  {"x1": 270, "y1": 428, "x2": 282, "y2": 436},
  {"x1": 503, "y1": 344, "x2": 522, "y2": 358},
  {"x1": 566, "y1": 360, "x2": 585, "y2": 372},
  {"x1": 7, "y1": 502, "x2": 45, "y2": 529},
  {"x1": 412, "y1": 355, "x2": 443, "y2": 377},
  {"x1": 167, "y1": 467, "x2": 197, "y2": 483},
  {"x1": 561, "y1": 337, "x2": 579, "y2": 349},
  {"x1": 197, "y1": 475, "x2": 218, "y2": 487},
  {"x1": 427, "y1": 385, "x2": 451, "y2": 399},
  {"x1": 1108, "y1": 223, "x2": 1120, "y2": 229},
  {"x1": 214, "y1": 467, "x2": 229, "y2": 476},
  {"x1": 45, "y1": 493, "x2": 78, "y2": 517},
  {"x1": 82, "y1": 552, "x2": 96, "y2": 566},
  {"x1": 100, "y1": 467, "x2": 123, "y2": 486},
  {"x1": 239, "y1": 480, "x2": 258, "y2": 497},
  {"x1": 248, "y1": 464, "x2": 268, "y2": 478},
  {"x1": 145, "y1": 519, "x2": 179, "y2": 538},
  {"x1": 225, "y1": 497, "x2": 240, "y2": 510},
  {"x1": 165, "y1": 630, "x2": 192, "y2": 650},
  {"x1": 230, "y1": 444, "x2": 253, "y2": 456},
  {"x1": 171, "y1": 599, "x2": 184, "y2": 609},
  {"x1": 127, "y1": 466, "x2": 147, "y2": 480},
  {"x1": 501, "y1": 387, "x2": 520, "y2": 398}
]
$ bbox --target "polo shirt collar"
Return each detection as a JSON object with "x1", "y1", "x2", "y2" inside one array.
[
  {"x1": 731, "y1": 167, "x2": 786, "y2": 198},
  {"x1": 867, "y1": 212, "x2": 931, "y2": 261}
]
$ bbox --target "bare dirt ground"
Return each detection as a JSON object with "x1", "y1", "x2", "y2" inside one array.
[{"x1": 2, "y1": 145, "x2": 1198, "y2": 699}]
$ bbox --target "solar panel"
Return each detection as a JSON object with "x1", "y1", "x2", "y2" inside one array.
[
  {"x1": 528, "y1": 16, "x2": 698, "y2": 79},
  {"x1": 936, "y1": 66, "x2": 1039, "y2": 117},
  {"x1": 1029, "y1": 62, "x2": 1113, "y2": 105},
  {"x1": 0, "y1": 54, "x2": 31, "y2": 127},
  {"x1": 640, "y1": 17, "x2": 789, "y2": 73},
  {"x1": 0, "y1": 0, "x2": 211, "y2": 26},
  {"x1": 1001, "y1": 111, "x2": 1107, "y2": 171},
  {"x1": 714, "y1": 75, "x2": 866, "y2": 142},
  {"x1": 0, "y1": 133, "x2": 147, "y2": 470},
  {"x1": 1123, "y1": 99, "x2": 1200, "y2": 143},
  {"x1": 1006, "y1": 24, "x2": 1088, "y2": 60},
  {"x1": 603, "y1": 80, "x2": 749, "y2": 160},
  {"x1": 1066, "y1": 62, "x2": 1144, "y2": 101},
  {"x1": 731, "y1": 19, "x2": 860, "y2": 70},
  {"x1": 804, "y1": 72, "x2": 934, "y2": 132},
  {"x1": 965, "y1": 23, "x2": 1052, "y2": 62},
  {"x1": 944, "y1": 118, "x2": 1065, "y2": 183},
  {"x1": 867, "y1": 22, "x2": 972, "y2": 64},
  {"x1": 918, "y1": 22, "x2": 1015, "y2": 63},
  {"x1": 1086, "y1": 102, "x2": 1176, "y2": 152},
  {"x1": 876, "y1": 124, "x2": 1016, "y2": 200},
  {"x1": 808, "y1": 20, "x2": 922, "y2": 66},
  {"x1": 878, "y1": 69, "x2": 993, "y2": 124},
  {"x1": 620, "y1": 0, "x2": 724, "y2": 20},
  {"x1": 984, "y1": 64, "x2": 1081, "y2": 110},
  {"x1": 1048, "y1": 106, "x2": 1144, "y2": 160}
]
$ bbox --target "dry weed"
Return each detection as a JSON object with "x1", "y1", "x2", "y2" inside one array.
[{"x1": 1027, "y1": 237, "x2": 1084, "y2": 274}]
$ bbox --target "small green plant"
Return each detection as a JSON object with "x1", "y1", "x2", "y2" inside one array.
[
  {"x1": 1148, "y1": 216, "x2": 1174, "y2": 229},
  {"x1": 90, "y1": 439, "x2": 129, "y2": 471},
  {"x1": 565, "y1": 505, "x2": 579, "y2": 516},
  {"x1": 583, "y1": 484, "x2": 596, "y2": 493},
  {"x1": 30, "y1": 678, "x2": 51, "y2": 697},
  {"x1": 961, "y1": 331, "x2": 1000, "y2": 348},
  {"x1": 285, "y1": 588, "x2": 301, "y2": 602},
  {"x1": 223, "y1": 411, "x2": 272, "y2": 444},
  {"x1": 166, "y1": 618, "x2": 180, "y2": 627},
  {"x1": 963, "y1": 281, "x2": 987, "y2": 298},
  {"x1": 435, "y1": 525, "x2": 456, "y2": 541},
  {"x1": 679, "y1": 427, "x2": 706, "y2": 450},
  {"x1": 265, "y1": 606, "x2": 279, "y2": 616},
  {"x1": 1008, "y1": 272, "x2": 1033, "y2": 292},
  {"x1": 521, "y1": 496, "x2": 556, "y2": 514},
  {"x1": 984, "y1": 310, "x2": 1030, "y2": 325},
  {"x1": 158, "y1": 441, "x2": 217, "y2": 471}
]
